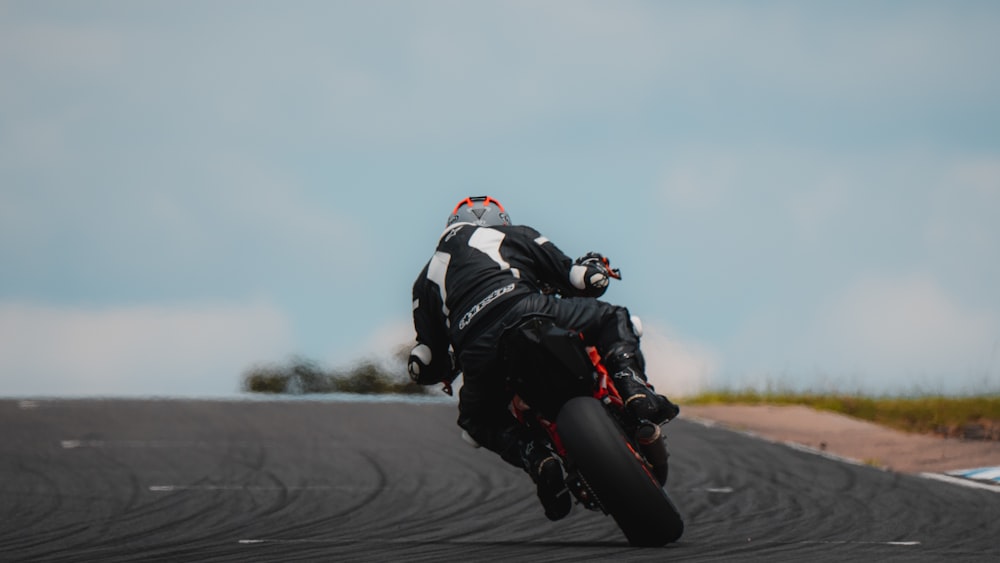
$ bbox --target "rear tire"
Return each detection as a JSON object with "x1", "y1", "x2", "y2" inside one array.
[{"x1": 557, "y1": 396, "x2": 684, "y2": 546}]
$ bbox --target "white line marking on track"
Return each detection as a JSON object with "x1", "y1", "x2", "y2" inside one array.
[
  {"x1": 239, "y1": 539, "x2": 318, "y2": 545},
  {"x1": 61, "y1": 439, "x2": 260, "y2": 449},
  {"x1": 741, "y1": 539, "x2": 921, "y2": 547},
  {"x1": 691, "y1": 486, "x2": 734, "y2": 493},
  {"x1": 798, "y1": 541, "x2": 921, "y2": 546},
  {"x1": 149, "y1": 485, "x2": 366, "y2": 492},
  {"x1": 948, "y1": 466, "x2": 1000, "y2": 482},
  {"x1": 919, "y1": 472, "x2": 1000, "y2": 493}
]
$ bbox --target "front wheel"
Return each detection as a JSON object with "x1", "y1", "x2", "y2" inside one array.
[{"x1": 557, "y1": 396, "x2": 684, "y2": 546}]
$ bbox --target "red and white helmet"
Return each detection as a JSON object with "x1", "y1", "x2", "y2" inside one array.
[{"x1": 447, "y1": 196, "x2": 511, "y2": 227}]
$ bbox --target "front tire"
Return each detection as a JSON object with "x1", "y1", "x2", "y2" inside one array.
[{"x1": 557, "y1": 396, "x2": 684, "y2": 546}]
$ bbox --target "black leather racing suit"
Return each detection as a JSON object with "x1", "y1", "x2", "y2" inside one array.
[{"x1": 409, "y1": 221, "x2": 643, "y2": 466}]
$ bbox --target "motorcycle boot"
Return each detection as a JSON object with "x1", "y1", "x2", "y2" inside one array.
[
  {"x1": 520, "y1": 439, "x2": 572, "y2": 521},
  {"x1": 605, "y1": 347, "x2": 680, "y2": 425}
]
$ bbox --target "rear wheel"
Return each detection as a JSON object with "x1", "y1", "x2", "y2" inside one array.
[{"x1": 557, "y1": 396, "x2": 684, "y2": 546}]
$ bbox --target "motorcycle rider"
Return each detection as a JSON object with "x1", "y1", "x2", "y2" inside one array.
[{"x1": 409, "y1": 196, "x2": 679, "y2": 521}]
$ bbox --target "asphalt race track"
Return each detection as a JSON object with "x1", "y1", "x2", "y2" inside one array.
[{"x1": 3, "y1": 398, "x2": 998, "y2": 562}]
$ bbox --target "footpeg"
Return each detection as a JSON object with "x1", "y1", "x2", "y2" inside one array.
[{"x1": 635, "y1": 421, "x2": 661, "y2": 446}]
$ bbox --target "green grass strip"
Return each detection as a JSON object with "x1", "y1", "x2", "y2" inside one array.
[{"x1": 686, "y1": 389, "x2": 1000, "y2": 438}]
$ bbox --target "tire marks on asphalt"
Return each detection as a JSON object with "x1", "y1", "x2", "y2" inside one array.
[{"x1": 2, "y1": 398, "x2": 998, "y2": 562}]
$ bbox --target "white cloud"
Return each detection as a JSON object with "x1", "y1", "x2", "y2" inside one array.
[
  {"x1": 330, "y1": 317, "x2": 415, "y2": 374},
  {"x1": 812, "y1": 276, "x2": 999, "y2": 389},
  {"x1": 0, "y1": 301, "x2": 293, "y2": 396},
  {"x1": 639, "y1": 320, "x2": 718, "y2": 398},
  {"x1": 723, "y1": 274, "x2": 1000, "y2": 393}
]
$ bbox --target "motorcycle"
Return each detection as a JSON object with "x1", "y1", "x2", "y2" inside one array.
[{"x1": 495, "y1": 309, "x2": 685, "y2": 547}]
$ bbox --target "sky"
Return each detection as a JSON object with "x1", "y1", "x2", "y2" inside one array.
[{"x1": 2, "y1": 1, "x2": 999, "y2": 397}]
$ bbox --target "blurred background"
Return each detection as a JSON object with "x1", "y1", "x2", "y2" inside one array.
[{"x1": 2, "y1": 1, "x2": 998, "y2": 397}]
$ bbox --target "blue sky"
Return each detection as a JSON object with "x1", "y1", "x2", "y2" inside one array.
[{"x1": 2, "y1": 1, "x2": 999, "y2": 396}]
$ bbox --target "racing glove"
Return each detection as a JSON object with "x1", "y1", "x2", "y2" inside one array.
[
  {"x1": 408, "y1": 344, "x2": 460, "y2": 394},
  {"x1": 570, "y1": 252, "x2": 621, "y2": 297}
]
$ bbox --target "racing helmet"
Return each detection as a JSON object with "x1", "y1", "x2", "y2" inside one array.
[{"x1": 447, "y1": 195, "x2": 511, "y2": 227}]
